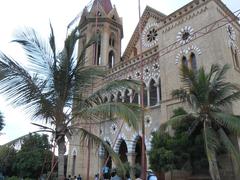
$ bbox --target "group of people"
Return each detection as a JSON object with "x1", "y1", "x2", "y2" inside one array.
[
  {"x1": 101, "y1": 166, "x2": 157, "y2": 180},
  {"x1": 65, "y1": 168, "x2": 157, "y2": 180},
  {"x1": 65, "y1": 174, "x2": 82, "y2": 180}
]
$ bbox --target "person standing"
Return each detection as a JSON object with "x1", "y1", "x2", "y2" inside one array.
[
  {"x1": 147, "y1": 169, "x2": 157, "y2": 180},
  {"x1": 77, "y1": 174, "x2": 82, "y2": 180}
]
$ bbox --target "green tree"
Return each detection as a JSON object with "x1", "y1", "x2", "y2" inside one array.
[
  {"x1": 0, "y1": 145, "x2": 17, "y2": 176},
  {"x1": 162, "y1": 64, "x2": 240, "y2": 180},
  {"x1": 13, "y1": 133, "x2": 52, "y2": 178},
  {"x1": 149, "y1": 108, "x2": 208, "y2": 174},
  {"x1": 0, "y1": 25, "x2": 140, "y2": 179}
]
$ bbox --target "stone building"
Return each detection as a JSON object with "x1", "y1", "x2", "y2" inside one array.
[{"x1": 67, "y1": 0, "x2": 240, "y2": 179}]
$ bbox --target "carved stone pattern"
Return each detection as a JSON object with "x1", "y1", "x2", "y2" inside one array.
[{"x1": 175, "y1": 44, "x2": 202, "y2": 64}]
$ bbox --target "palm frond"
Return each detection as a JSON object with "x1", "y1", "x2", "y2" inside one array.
[
  {"x1": 76, "y1": 127, "x2": 126, "y2": 176},
  {"x1": 212, "y1": 112, "x2": 240, "y2": 135},
  {"x1": 76, "y1": 102, "x2": 140, "y2": 130},
  {"x1": 0, "y1": 53, "x2": 54, "y2": 118},
  {"x1": 218, "y1": 128, "x2": 240, "y2": 171},
  {"x1": 160, "y1": 113, "x2": 192, "y2": 131},
  {"x1": 49, "y1": 22, "x2": 57, "y2": 69},
  {"x1": 12, "y1": 27, "x2": 53, "y2": 75},
  {"x1": 171, "y1": 88, "x2": 188, "y2": 101}
]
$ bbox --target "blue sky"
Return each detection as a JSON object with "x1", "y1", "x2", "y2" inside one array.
[{"x1": 0, "y1": 0, "x2": 239, "y2": 144}]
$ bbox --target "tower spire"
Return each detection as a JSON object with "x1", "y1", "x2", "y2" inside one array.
[{"x1": 92, "y1": 0, "x2": 113, "y2": 14}]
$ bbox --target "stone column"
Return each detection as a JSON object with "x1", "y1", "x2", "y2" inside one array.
[
  {"x1": 147, "y1": 86, "x2": 150, "y2": 107},
  {"x1": 155, "y1": 82, "x2": 160, "y2": 105},
  {"x1": 127, "y1": 152, "x2": 136, "y2": 178}
]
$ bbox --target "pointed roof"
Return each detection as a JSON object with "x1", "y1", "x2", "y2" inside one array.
[{"x1": 92, "y1": 0, "x2": 113, "y2": 14}]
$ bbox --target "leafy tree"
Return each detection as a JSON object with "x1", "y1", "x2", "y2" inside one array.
[
  {"x1": 0, "y1": 24, "x2": 140, "y2": 179},
  {"x1": 0, "y1": 145, "x2": 17, "y2": 176},
  {"x1": 0, "y1": 112, "x2": 4, "y2": 132},
  {"x1": 13, "y1": 133, "x2": 52, "y2": 178},
  {"x1": 162, "y1": 64, "x2": 240, "y2": 180},
  {"x1": 149, "y1": 108, "x2": 208, "y2": 173}
]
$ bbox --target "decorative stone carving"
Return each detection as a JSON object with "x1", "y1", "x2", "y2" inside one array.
[
  {"x1": 142, "y1": 22, "x2": 160, "y2": 48},
  {"x1": 176, "y1": 26, "x2": 194, "y2": 45},
  {"x1": 175, "y1": 44, "x2": 202, "y2": 64}
]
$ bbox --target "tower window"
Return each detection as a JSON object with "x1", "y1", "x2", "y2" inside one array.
[
  {"x1": 109, "y1": 33, "x2": 115, "y2": 47},
  {"x1": 108, "y1": 50, "x2": 115, "y2": 68},
  {"x1": 95, "y1": 33, "x2": 101, "y2": 65}
]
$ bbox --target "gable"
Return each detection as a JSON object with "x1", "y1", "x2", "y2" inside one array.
[{"x1": 122, "y1": 6, "x2": 166, "y2": 61}]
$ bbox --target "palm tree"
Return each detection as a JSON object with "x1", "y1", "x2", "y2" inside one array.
[
  {"x1": 0, "y1": 24, "x2": 140, "y2": 180},
  {"x1": 162, "y1": 64, "x2": 240, "y2": 180}
]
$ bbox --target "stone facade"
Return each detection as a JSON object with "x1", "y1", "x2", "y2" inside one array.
[{"x1": 67, "y1": 0, "x2": 240, "y2": 179}]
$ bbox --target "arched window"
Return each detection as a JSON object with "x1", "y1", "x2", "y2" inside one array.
[
  {"x1": 149, "y1": 79, "x2": 157, "y2": 106},
  {"x1": 119, "y1": 139, "x2": 128, "y2": 163},
  {"x1": 71, "y1": 150, "x2": 77, "y2": 176},
  {"x1": 159, "y1": 78, "x2": 162, "y2": 102},
  {"x1": 108, "y1": 51, "x2": 115, "y2": 68},
  {"x1": 133, "y1": 47, "x2": 138, "y2": 56},
  {"x1": 110, "y1": 94, "x2": 115, "y2": 102},
  {"x1": 103, "y1": 96, "x2": 108, "y2": 103},
  {"x1": 95, "y1": 32, "x2": 101, "y2": 65},
  {"x1": 124, "y1": 89, "x2": 130, "y2": 103},
  {"x1": 132, "y1": 90, "x2": 139, "y2": 104},
  {"x1": 181, "y1": 56, "x2": 188, "y2": 67},
  {"x1": 143, "y1": 83, "x2": 148, "y2": 107},
  {"x1": 117, "y1": 92, "x2": 122, "y2": 102},
  {"x1": 231, "y1": 46, "x2": 240, "y2": 69},
  {"x1": 109, "y1": 33, "x2": 115, "y2": 47},
  {"x1": 190, "y1": 53, "x2": 197, "y2": 70}
]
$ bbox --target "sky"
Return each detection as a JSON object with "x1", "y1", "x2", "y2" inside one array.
[{"x1": 0, "y1": 0, "x2": 239, "y2": 145}]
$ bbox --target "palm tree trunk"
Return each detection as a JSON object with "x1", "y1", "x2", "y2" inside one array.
[
  {"x1": 57, "y1": 136, "x2": 66, "y2": 180},
  {"x1": 203, "y1": 121, "x2": 221, "y2": 180}
]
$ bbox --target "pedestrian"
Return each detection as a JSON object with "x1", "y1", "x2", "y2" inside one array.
[
  {"x1": 67, "y1": 175, "x2": 72, "y2": 180},
  {"x1": 147, "y1": 169, "x2": 157, "y2": 180},
  {"x1": 110, "y1": 168, "x2": 121, "y2": 180},
  {"x1": 77, "y1": 174, "x2": 82, "y2": 180},
  {"x1": 102, "y1": 165, "x2": 110, "y2": 179},
  {"x1": 95, "y1": 173, "x2": 99, "y2": 180}
]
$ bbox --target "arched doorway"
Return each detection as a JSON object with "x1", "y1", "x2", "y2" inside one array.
[{"x1": 119, "y1": 139, "x2": 128, "y2": 163}]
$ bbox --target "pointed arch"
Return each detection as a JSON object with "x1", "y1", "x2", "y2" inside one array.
[
  {"x1": 149, "y1": 79, "x2": 157, "y2": 106},
  {"x1": 109, "y1": 33, "x2": 115, "y2": 47},
  {"x1": 118, "y1": 139, "x2": 128, "y2": 163},
  {"x1": 124, "y1": 89, "x2": 130, "y2": 103},
  {"x1": 143, "y1": 83, "x2": 148, "y2": 107},
  {"x1": 117, "y1": 91, "x2": 122, "y2": 102},
  {"x1": 132, "y1": 90, "x2": 139, "y2": 104},
  {"x1": 181, "y1": 56, "x2": 188, "y2": 67},
  {"x1": 71, "y1": 150, "x2": 77, "y2": 176},
  {"x1": 231, "y1": 46, "x2": 240, "y2": 69},
  {"x1": 95, "y1": 32, "x2": 102, "y2": 65},
  {"x1": 108, "y1": 50, "x2": 115, "y2": 68},
  {"x1": 190, "y1": 53, "x2": 197, "y2": 70}
]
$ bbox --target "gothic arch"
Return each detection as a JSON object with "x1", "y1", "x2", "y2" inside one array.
[
  {"x1": 124, "y1": 89, "x2": 130, "y2": 103},
  {"x1": 181, "y1": 56, "x2": 188, "y2": 67},
  {"x1": 117, "y1": 91, "x2": 122, "y2": 102},
  {"x1": 189, "y1": 52, "x2": 197, "y2": 70},
  {"x1": 95, "y1": 32, "x2": 102, "y2": 65},
  {"x1": 108, "y1": 50, "x2": 115, "y2": 68},
  {"x1": 149, "y1": 79, "x2": 157, "y2": 106},
  {"x1": 71, "y1": 149, "x2": 77, "y2": 176},
  {"x1": 109, "y1": 33, "x2": 115, "y2": 47},
  {"x1": 118, "y1": 139, "x2": 128, "y2": 163}
]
